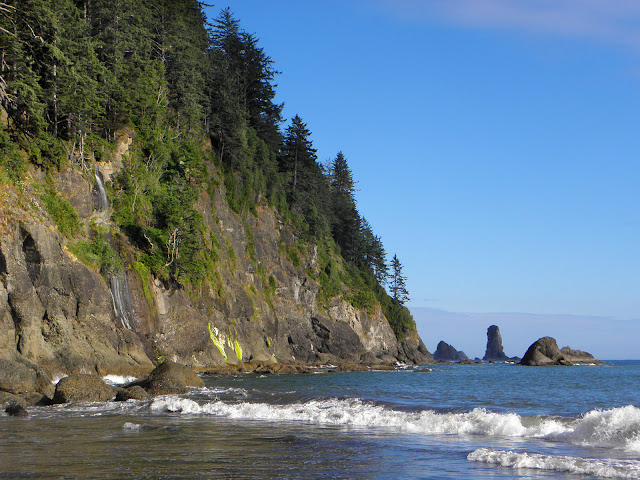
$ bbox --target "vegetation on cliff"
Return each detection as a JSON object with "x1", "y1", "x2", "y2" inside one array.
[{"x1": 0, "y1": 1, "x2": 418, "y2": 339}]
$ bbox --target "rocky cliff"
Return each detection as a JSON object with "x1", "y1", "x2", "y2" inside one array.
[{"x1": 0, "y1": 156, "x2": 431, "y2": 380}]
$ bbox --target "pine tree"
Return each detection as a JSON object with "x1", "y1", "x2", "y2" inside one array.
[
  {"x1": 155, "y1": 0, "x2": 208, "y2": 135},
  {"x1": 360, "y1": 218, "x2": 387, "y2": 284},
  {"x1": 329, "y1": 151, "x2": 360, "y2": 262},
  {"x1": 389, "y1": 254, "x2": 409, "y2": 305},
  {"x1": 207, "y1": 8, "x2": 282, "y2": 164},
  {"x1": 280, "y1": 115, "x2": 315, "y2": 205}
]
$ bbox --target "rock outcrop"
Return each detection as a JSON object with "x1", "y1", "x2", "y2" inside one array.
[
  {"x1": 52, "y1": 374, "x2": 116, "y2": 403},
  {"x1": 520, "y1": 337, "x2": 573, "y2": 366},
  {"x1": 115, "y1": 385, "x2": 150, "y2": 402},
  {"x1": 5, "y1": 403, "x2": 28, "y2": 417},
  {"x1": 136, "y1": 360, "x2": 205, "y2": 395},
  {"x1": 433, "y1": 341, "x2": 468, "y2": 362},
  {"x1": 483, "y1": 325, "x2": 510, "y2": 361},
  {"x1": 560, "y1": 347, "x2": 602, "y2": 364},
  {"x1": 0, "y1": 191, "x2": 154, "y2": 379}
]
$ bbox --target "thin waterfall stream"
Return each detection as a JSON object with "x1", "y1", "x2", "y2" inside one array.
[
  {"x1": 93, "y1": 167, "x2": 109, "y2": 212},
  {"x1": 109, "y1": 273, "x2": 134, "y2": 330},
  {"x1": 93, "y1": 166, "x2": 135, "y2": 330}
]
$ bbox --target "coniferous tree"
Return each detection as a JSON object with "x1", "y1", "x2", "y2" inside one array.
[
  {"x1": 155, "y1": 0, "x2": 208, "y2": 135},
  {"x1": 208, "y1": 8, "x2": 282, "y2": 166},
  {"x1": 360, "y1": 218, "x2": 388, "y2": 284},
  {"x1": 0, "y1": 0, "x2": 47, "y2": 135},
  {"x1": 278, "y1": 115, "x2": 329, "y2": 236},
  {"x1": 54, "y1": 0, "x2": 104, "y2": 143},
  {"x1": 88, "y1": 0, "x2": 158, "y2": 137},
  {"x1": 389, "y1": 254, "x2": 409, "y2": 305},
  {"x1": 329, "y1": 151, "x2": 361, "y2": 262},
  {"x1": 280, "y1": 115, "x2": 314, "y2": 206}
]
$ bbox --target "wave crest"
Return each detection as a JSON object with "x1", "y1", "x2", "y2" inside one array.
[
  {"x1": 552, "y1": 405, "x2": 640, "y2": 452},
  {"x1": 468, "y1": 448, "x2": 640, "y2": 479},
  {"x1": 149, "y1": 397, "x2": 565, "y2": 436},
  {"x1": 150, "y1": 398, "x2": 640, "y2": 452}
]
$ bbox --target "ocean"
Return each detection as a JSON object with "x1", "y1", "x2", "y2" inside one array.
[{"x1": 1, "y1": 361, "x2": 640, "y2": 479}]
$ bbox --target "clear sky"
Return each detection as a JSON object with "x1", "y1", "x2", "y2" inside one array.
[{"x1": 206, "y1": 1, "x2": 640, "y2": 358}]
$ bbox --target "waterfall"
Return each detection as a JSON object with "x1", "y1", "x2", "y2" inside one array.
[
  {"x1": 109, "y1": 273, "x2": 134, "y2": 330},
  {"x1": 93, "y1": 168, "x2": 109, "y2": 212}
]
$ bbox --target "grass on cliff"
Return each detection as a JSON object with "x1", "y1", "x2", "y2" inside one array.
[
  {"x1": 68, "y1": 236, "x2": 123, "y2": 276},
  {"x1": 40, "y1": 188, "x2": 82, "y2": 238}
]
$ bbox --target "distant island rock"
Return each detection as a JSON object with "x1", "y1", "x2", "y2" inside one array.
[
  {"x1": 520, "y1": 337, "x2": 601, "y2": 366},
  {"x1": 483, "y1": 325, "x2": 519, "y2": 362},
  {"x1": 433, "y1": 341, "x2": 468, "y2": 362}
]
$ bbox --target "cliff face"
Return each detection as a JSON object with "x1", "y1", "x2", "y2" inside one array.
[
  {"x1": 0, "y1": 159, "x2": 431, "y2": 377},
  {"x1": 0, "y1": 187, "x2": 152, "y2": 378}
]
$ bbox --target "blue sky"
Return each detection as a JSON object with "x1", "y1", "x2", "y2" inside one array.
[{"x1": 207, "y1": 1, "x2": 640, "y2": 358}]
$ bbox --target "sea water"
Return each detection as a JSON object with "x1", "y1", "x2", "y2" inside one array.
[{"x1": 1, "y1": 361, "x2": 640, "y2": 479}]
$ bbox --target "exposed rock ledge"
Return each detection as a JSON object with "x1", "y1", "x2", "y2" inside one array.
[{"x1": 560, "y1": 347, "x2": 603, "y2": 364}]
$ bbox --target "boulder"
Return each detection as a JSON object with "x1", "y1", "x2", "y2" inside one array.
[
  {"x1": 433, "y1": 341, "x2": 468, "y2": 362},
  {"x1": 483, "y1": 325, "x2": 510, "y2": 362},
  {"x1": 52, "y1": 374, "x2": 116, "y2": 403},
  {"x1": 0, "y1": 391, "x2": 27, "y2": 409},
  {"x1": 115, "y1": 385, "x2": 150, "y2": 402},
  {"x1": 0, "y1": 359, "x2": 37, "y2": 395},
  {"x1": 5, "y1": 403, "x2": 28, "y2": 417},
  {"x1": 520, "y1": 337, "x2": 572, "y2": 366},
  {"x1": 34, "y1": 370, "x2": 55, "y2": 400},
  {"x1": 138, "y1": 361, "x2": 204, "y2": 395}
]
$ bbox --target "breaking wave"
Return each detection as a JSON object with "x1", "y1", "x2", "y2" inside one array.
[
  {"x1": 150, "y1": 397, "x2": 640, "y2": 451},
  {"x1": 102, "y1": 375, "x2": 138, "y2": 386},
  {"x1": 468, "y1": 448, "x2": 640, "y2": 479},
  {"x1": 550, "y1": 405, "x2": 640, "y2": 452}
]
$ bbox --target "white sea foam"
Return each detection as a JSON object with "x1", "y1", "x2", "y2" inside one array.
[
  {"x1": 468, "y1": 448, "x2": 640, "y2": 479},
  {"x1": 123, "y1": 422, "x2": 142, "y2": 431},
  {"x1": 102, "y1": 375, "x2": 138, "y2": 386},
  {"x1": 149, "y1": 397, "x2": 566, "y2": 436},
  {"x1": 149, "y1": 398, "x2": 640, "y2": 452}
]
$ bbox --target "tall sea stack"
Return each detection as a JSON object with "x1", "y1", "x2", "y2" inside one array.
[{"x1": 483, "y1": 325, "x2": 510, "y2": 362}]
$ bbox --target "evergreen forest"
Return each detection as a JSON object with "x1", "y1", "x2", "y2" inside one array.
[{"x1": 0, "y1": 1, "x2": 418, "y2": 339}]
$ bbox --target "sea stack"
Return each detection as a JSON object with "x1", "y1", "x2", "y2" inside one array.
[
  {"x1": 519, "y1": 337, "x2": 572, "y2": 366},
  {"x1": 483, "y1": 325, "x2": 510, "y2": 362},
  {"x1": 520, "y1": 337, "x2": 602, "y2": 366},
  {"x1": 433, "y1": 341, "x2": 468, "y2": 362}
]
